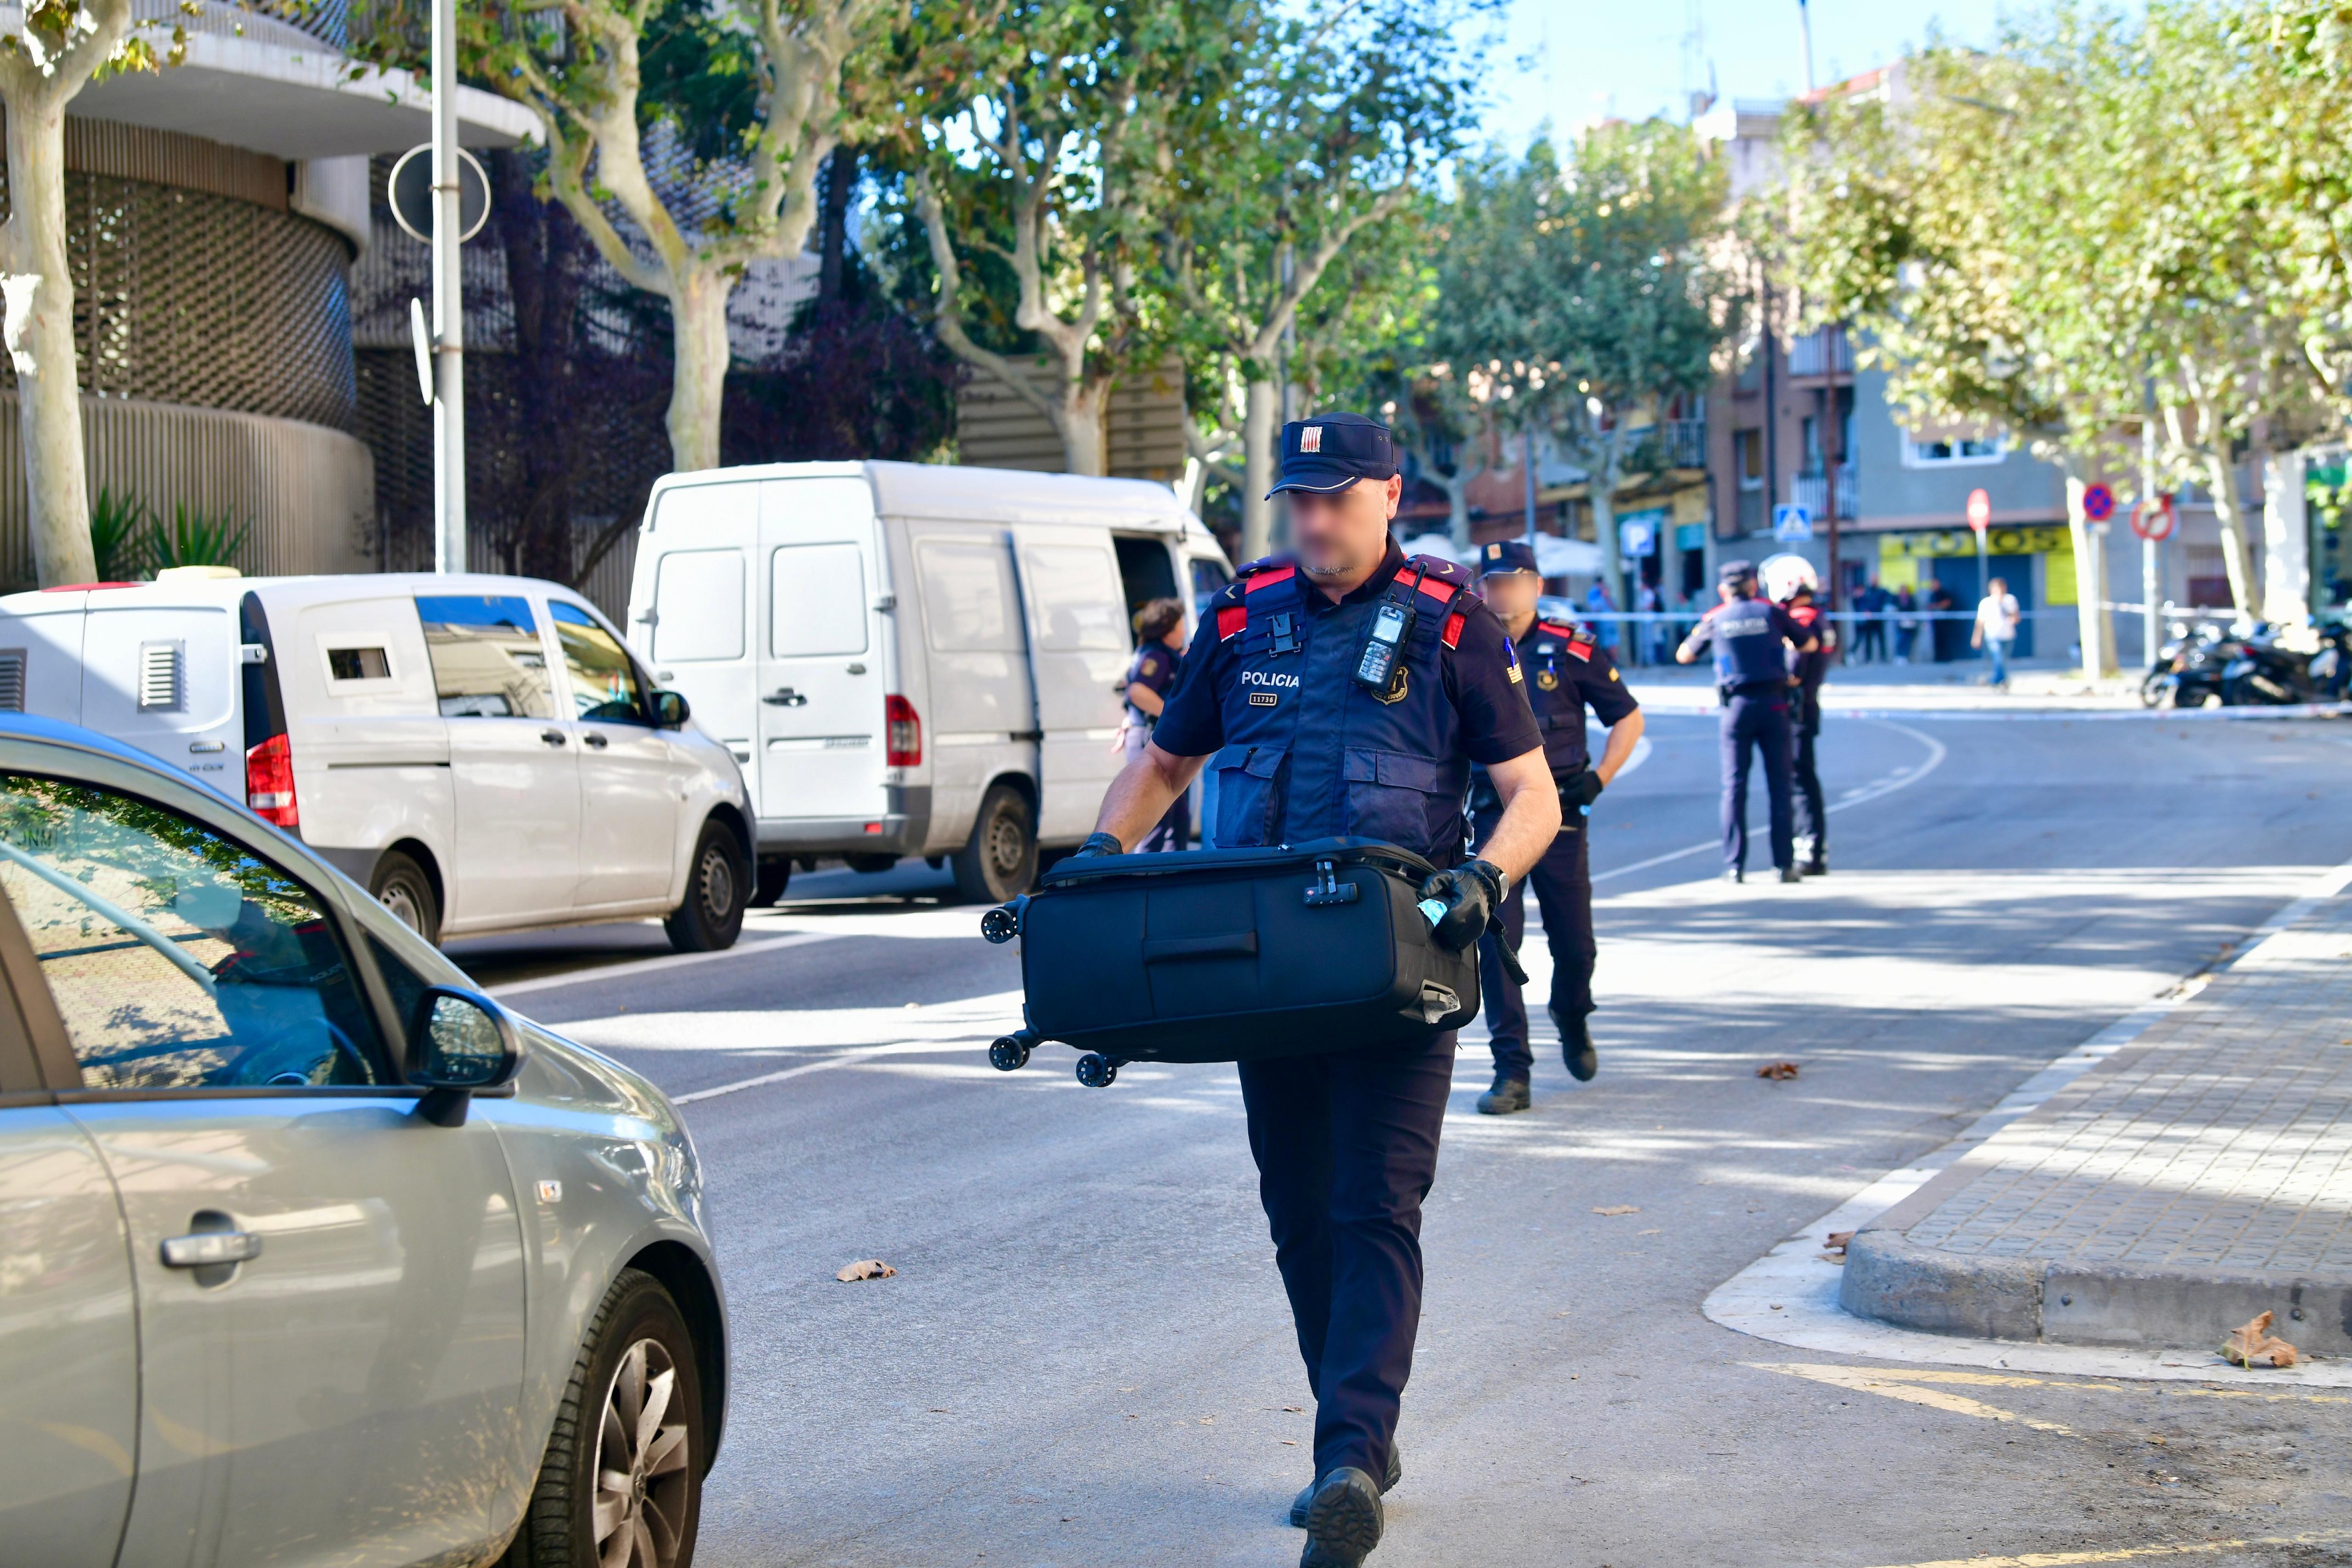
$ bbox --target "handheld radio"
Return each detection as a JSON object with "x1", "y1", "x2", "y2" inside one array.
[{"x1": 1352, "y1": 567, "x2": 1425, "y2": 693}]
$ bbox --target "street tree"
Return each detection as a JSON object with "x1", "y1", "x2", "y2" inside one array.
[
  {"x1": 0, "y1": 0, "x2": 192, "y2": 584},
  {"x1": 1158, "y1": 0, "x2": 1488, "y2": 560}
]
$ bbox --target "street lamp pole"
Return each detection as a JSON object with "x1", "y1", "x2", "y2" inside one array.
[{"x1": 431, "y1": 0, "x2": 466, "y2": 574}]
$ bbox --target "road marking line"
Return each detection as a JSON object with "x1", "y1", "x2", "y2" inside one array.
[
  {"x1": 1755, "y1": 1364, "x2": 2352, "y2": 1406},
  {"x1": 1592, "y1": 718, "x2": 1948, "y2": 884},
  {"x1": 673, "y1": 1039, "x2": 916, "y2": 1104},
  {"x1": 482, "y1": 931, "x2": 842, "y2": 999},
  {"x1": 1754, "y1": 1362, "x2": 2079, "y2": 1435},
  {"x1": 1864, "y1": 1534, "x2": 2352, "y2": 1568}
]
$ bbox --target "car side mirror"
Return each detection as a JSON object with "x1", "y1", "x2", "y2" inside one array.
[
  {"x1": 408, "y1": 985, "x2": 526, "y2": 1126},
  {"x1": 651, "y1": 689, "x2": 690, "y2": 728}
]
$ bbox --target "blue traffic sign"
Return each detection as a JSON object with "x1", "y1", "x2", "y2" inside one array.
[{"x1": 1772, "y1": 504, "x2": 1814, "y2": 542}]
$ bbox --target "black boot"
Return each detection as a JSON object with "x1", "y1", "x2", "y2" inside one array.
[
  {"x1": 1804, "y1": 847, "x2": 1828, "y2": 876},
  {"x1": 1554, "y1": 1008, "x2": 1598, "y2": 1082},
  {"x1": 1299, "y1": 1468, "x2": 1385, "y2": 1565},
  {"x1": 1292, "y1": 1445, "x2": 1402, "y2": 1527},
  {"x1": 1476, "y1": 1074, "x2": 1530, "y2": 1115}
]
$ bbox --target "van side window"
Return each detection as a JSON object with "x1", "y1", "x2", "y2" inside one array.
[
  {"x1": 1022, "y1": 545, "x2": 1126, "y2": 651},
  {"x1": 770, "y1": 543, "x2": 867, "y2": 658},
  {"x1": 415, "y1": 595, "x2": 556, "y2": 720},
  {"x1": 653, "y1": 549, "x2": 746, "y2": 662},
  {"x1": 918, "y1": 540, "x2": 1020, "y2": 652},
  {"x1": 0, "y1": 773, "x2": 385, "y2": 1091},
  {"x1": 550, "y1": 600, "x2": 651, "y2": 724}
]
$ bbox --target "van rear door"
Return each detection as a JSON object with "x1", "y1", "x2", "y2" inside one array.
[
  {"x1": 756, "y1": 478, "x2": 885, "y2": 823},
  {"x1": 1009, "y1": 529, "x2": 1129, "y2": 843},
  {"x1": 636, "y1": 481, "x2": 759, "y2": 787},
  {"x1": 80, "y1": 600, "x2": 241, "y2": 790}
]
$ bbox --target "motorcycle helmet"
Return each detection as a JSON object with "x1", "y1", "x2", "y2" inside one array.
[{"x1": 1759, "y1": 553, "x2": 1821, "y2": 604}]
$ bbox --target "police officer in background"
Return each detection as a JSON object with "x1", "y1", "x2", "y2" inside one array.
[
  {"x1": 1777, "y1": 575, "x2": 1832, "y2": 876},
  {"x1": 1467, "y1": 541, "x2": 1645, "y2": 1114},
  {"x1": 1675, "y1": 560, "x2": 1816, "y2": 883},
  {"x1": 1077, "y1": 412, "x2": 1561, "y2": 1568},
  {"x1": 1119, "y1": 596, "x2": 1190, "y2": 851}
]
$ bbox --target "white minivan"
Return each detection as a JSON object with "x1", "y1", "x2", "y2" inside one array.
[
  {"x1": 0, "y1": 570, "x2": 753, "y2": 950},
  {"x1": 626, "y1": 462, "x2": 1231, "y2": 903}
]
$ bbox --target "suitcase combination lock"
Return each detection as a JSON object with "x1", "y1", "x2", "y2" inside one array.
[{"x1": 1304, "y1": 857, "x2": 1359, "y2": 907}]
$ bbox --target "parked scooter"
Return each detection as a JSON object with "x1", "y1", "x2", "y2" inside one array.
[
  {"x1": 2220, "y1": 622, "x2": 2352, "y2": 706},
  {"x1": 2144, "y1": 619, "x2": 2236, "y2": 708}
]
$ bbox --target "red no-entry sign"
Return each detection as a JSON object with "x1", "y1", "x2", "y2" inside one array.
[
  {"x1": 2082, "y1": 483, "x2": 2115, "y2": 523},
  {"x1": 1966, "y1": 488, "x2": 1991, "y2": 533},
  {"x1": 2131, "y1": 494, "x2": 2177, "y2": 542}
]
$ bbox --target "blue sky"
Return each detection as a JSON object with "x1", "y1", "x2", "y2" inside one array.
[{"x1": 1475, "y1": 0, "x2": 2031, "y2": 152}]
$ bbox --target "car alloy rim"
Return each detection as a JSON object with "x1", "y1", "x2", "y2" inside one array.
[
  {"x1": 594, "y1": 1336, "x2": 691, "y2": 1568},
  {"x1": 697, "y1": 845, "x2": 735, "y2": 921}
]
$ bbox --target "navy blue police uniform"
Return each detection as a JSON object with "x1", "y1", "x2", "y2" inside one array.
[
  {"x1": 1783, "y1": 591, "x2": 1831, "y2": 872},
  {"x1": 1681, "y1": 563, "x2": 1809, "y2": 878},
  {"x1": 1121, "y1": 636, "x2": 1188, "y2": 851},
  {"x1": 1466, "y1": 546, "x2": 1640, "y2": 1089},
  {"x1": 1148, "y1": 416, "x2": 1541, "y2": 1536}
]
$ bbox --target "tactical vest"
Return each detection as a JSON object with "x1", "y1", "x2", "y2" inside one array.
[
  {"x1": 1707, "y1": 595, "x2": 1790, "y2": 690},
  {"x1": 1207, "y1": 552, "x2": 1481, "y2": 865},
  {"x1": 1524, "y1": 618, "x2": 1598, "y2": 773}
]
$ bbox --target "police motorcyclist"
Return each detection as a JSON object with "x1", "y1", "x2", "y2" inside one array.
[
  {"x1": 1077, "y1": 412, "x2": 1561, "y2": 1568},
  {"x1": 1467, "y1": 541, "x2": 1644, "y2": 1114},
  {"x1": 1777, "y1": 575, "x2": 1832, "y2": 876},
  {"x1": 1675, "y1": 559, "x2": 1816, "y2": 883}
]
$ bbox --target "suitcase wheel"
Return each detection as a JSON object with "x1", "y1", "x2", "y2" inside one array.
[
  {"x1": 989, "y1": 1032, "x2": 1035, "y2": 1072},
  {"x1": 979, "y1": 899, "x2": 1025, "y2": 945},
  {"x1": 1075, "y1": 1053, "x2": 1120, "y2": 1089}
]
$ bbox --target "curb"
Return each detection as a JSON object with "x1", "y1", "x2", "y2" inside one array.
[{"x1": 1839, "y1": 1228, "x2": 2352, "y2": 1357}]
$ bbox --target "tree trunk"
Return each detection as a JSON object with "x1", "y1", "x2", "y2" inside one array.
[
  {"x1": 1, "y1": 91, "x2": 94, "y2": 586},
  {"x1": 667, "y1": 267, "x2": 731, "y2": 473},
  {"x1": 1056, "y1": 377, "x2": 1108, "y2": 477},
  {"x1": 1444, "y1": 471, "x2": 1470, "y2": 551},
  {"x1": 1592, "y1": 428, "x2": 1625, "y2": 606},
  {"x1": 1241, "y1": 377, "x2": 1278, "y2": 561},
  {"x1": 2199, "y1": 447, "x2": 2258, "y2": 624},
  {"x1": 818, "y1": 145, "x2": 856, "y2": 307}
]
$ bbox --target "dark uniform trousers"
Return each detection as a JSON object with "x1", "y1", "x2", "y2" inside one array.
[
  {"x1": 1722, "y1": 684, "x2": 1796, "y2": 872},
  {"x1": 1473, "y1": 804, "x2": 1592, "y2": 1082},
  {"x1": 1240, "y1": 1032, "x2": 1454, "y2": 1485},
  {"x1": 1791, "y1": 693, "x2": 1826, "y2": 854}
]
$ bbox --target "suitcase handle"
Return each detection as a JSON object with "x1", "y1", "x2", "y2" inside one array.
[{"x1": 1142, "y1": 932, "x2": 1261, "y2": 962}]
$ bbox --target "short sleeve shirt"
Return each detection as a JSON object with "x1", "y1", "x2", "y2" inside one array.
[
  {"x1": 1123, "y1": 638, "x2": 1181, "y2": 724},
  {"x1": 1151, "y1": 540, "x2": 1543, "y2": 768}
]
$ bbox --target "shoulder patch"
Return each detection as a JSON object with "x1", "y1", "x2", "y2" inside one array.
[
  {"x1": 1566, "y1": 637, "x2": 1594, "y2": 662},
  {"x1": 1442, "y1": 610, "x2": 1467, "y2": 649},
  {"x1": 1216, "y1": 604, "x2": 1247, "y2": 641},
  {"x1": 1236, "y1": 554, "x2": 1289, "y2": 577},
  {"x1": 1537, "y1": 619, "x2": 1583, "y2": 640},
  {"x1": 1405, "y1": 554, "x2": 1477, "y2": 589},
  {"x1": 1244, "y1": 561, "x2": 1297, "y2": 594}
]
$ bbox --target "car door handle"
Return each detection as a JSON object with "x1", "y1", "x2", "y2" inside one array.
[
  {"x1": 582, "y1": 732, "x2": 609, "y2": 749},
  {"x1": 540, "y1": 730, "x2": 567, "y2": 747},
  {"x1": 763, "y1": 688, "x2": 808, "y2": 708},
  {"x1": 161, "y1": 1229, "x2": 261, "y2": 1268}
]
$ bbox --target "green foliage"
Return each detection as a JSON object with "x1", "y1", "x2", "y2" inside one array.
[
  {"x1": 150, "y1": 503, "x2": 249, "y2": 572},
  {"x1": 87, "y1": 487, "x2": 150, "y2": 581}
]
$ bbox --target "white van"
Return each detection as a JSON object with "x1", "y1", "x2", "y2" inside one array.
[
  {"x1": 0, "y1": 570, "x2": 753, "y2": 950},
  {"x1": 626, "y1": 462, "x2": 1231, "y2": 902}
]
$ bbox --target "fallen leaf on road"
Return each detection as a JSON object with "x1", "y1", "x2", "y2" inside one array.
[
  {"x1": 1637, "y1": 1228, "x2": 1662, "y2": 1236},
  {"x1": 1281, "y1": 1439, "x2": 1299, "y2": 1446},
  {"x1": 2222, "y1": 1311, "x2": 2299, "y2": 1368},
  {"x1": 1757, "y1": 1061, "x2": 1801, "y2": 1081},
  {"x1": 1825, "y1": 1230, "x2": 1854, "y2": 1255},
  {"x1": 1591, "y1": 1204, "x2": 1640, "y2": 1216},
  {"x1": 835, "y1": 1259, "x2": 897, "y2": 1282},
  {"x1": 1283, "y1": 1406, "x2": 1304, "y2": 1413}
]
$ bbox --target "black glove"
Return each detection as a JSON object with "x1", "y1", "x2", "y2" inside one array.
[
  {"x1": 1561, "y1": 770, "x2": 1605, "y2": 812},
  {"x1": 1420, "y1": 859, "x2": 1504, "y2": 952},
  {"x1": 1072, "y1": 831, "x2": 1125, "y2": 859}
]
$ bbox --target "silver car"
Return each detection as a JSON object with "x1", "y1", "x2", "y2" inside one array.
[{"x1": 0, "y1": 715, "x2": 725, "y2": 1567}]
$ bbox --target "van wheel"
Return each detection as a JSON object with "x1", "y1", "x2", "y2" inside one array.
[
  {"x1": 664, "y1": 822, "x2": 746, "y2": 953},
  {"x1": 500, "y1": 1268, "x2": 703, "y2": 1568},
  {"x1": 749, "y1": 858, "x2": 790, "y2": 908},
  {"x1": 369, "y1": 850, "x2": 441, "y2": 945},
  {"x1": 951, "y1": 782, "x2": 1036, "y2": 904}
]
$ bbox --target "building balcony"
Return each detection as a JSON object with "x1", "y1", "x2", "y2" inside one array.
[
  {"x1": 1791, "y1": 464, "x2": 1859, "y2": 521},
  {"x1": 1634, "y1": 419, "x2": 1706, "y2": 471},
  {"x1": 1787, "y1": 330, "x2": 1854, "y2": 378}
]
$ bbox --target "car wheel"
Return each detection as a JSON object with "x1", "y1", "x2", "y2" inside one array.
[
  {"x1": 950, "y1": 781, "x2": 1036, "y2": 904},
  {"x1": 663, "y1": 821, "x2": 746, "y2": 953},
  {"x1": 503, "y1": 1269, "x2": 704, "y2": 1568},
  {"x1": 748, "y1": 857, "x2": 790, "y2": 909},
  {"x1": 369, "y1": 849, "x2": 441, "y2": 945}
]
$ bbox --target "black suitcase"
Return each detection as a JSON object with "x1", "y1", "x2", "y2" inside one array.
[{"x1": 978, "y1": 838, "x2": 1484, "y2": 1087}]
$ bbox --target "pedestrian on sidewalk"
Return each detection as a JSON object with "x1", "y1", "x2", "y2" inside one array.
[
  {"x1": 1973, "y1": 576, "x2": 2020, "y2": 690},
  {"x1": 1584, "y1": 577, "x2": 1619, "y2": 652},
  {"x1": 1467, "y1": 541, "x2": 1645, "y2": 1115},
  {"x1": 1926, "y1": 577, "x2": 1958, "y2": 662},
  {"x1": 1635, "y1": 577, "x2": 1663, "y2": 666},
  {"x1": 1676, "y1": 560, "x2": 1816, "y2": 883},
  {"x1": 1779, "y1": 578, "x2": 1832, "y2": 875},
  {"x1": 1078, "y1": 412, "x2": 1560, "y2": 1568},
  {"x1": 1892, "y1": 584, "x2": 1918, "y2": 664},
  {"x1": 1118, "y1": 597, "x2": 1189, "y2": 850},
  {"x1": 1855, "y1": 577, "x2": 1890, "y2": 662}
]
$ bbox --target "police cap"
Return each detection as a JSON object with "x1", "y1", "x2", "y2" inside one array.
[
  {"x1": 1718, "y1": 558, "x2": 1758, "y2": 588},
  {"x1": 1478, "y1": 540, "x2": 1540, "y2": 577},
  {"x1": 1266, "y1": 412, "x2": 1400, "y2": 497}
]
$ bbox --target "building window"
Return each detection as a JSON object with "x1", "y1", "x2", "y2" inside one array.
[
  {"x1": 1904, "y1": 436, "x2": 2007, "y2": 468},
  {"x1": 1736, "y1": 428, "x2": 1764, "y2": 491}
]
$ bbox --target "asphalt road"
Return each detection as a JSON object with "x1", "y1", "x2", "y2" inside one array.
[{"x1": 453, "y1": 708, "x2": 2352, "y2": 1568}]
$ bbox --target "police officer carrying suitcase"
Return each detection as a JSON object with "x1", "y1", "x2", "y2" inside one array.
[
  {"x1": 1077, "y1": 412, "x2": 1561, "y2": 1568},
  {"x1": 1467, "y1": 541, "x2": 1645, "y2": 1114},
  {"x1": 1675, "y1": 560, "x2": 1816, "y2": 883}
]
